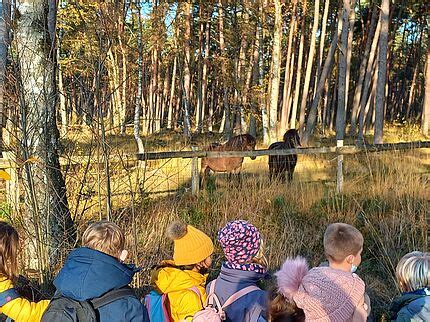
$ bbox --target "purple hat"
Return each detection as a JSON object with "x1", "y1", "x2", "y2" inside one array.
[{"x1": 217, "y1": 220, "x2": 262, "y2": 264}]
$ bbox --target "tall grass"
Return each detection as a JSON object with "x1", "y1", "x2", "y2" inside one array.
[{"x1": 129, "y1": 149, "x2": 428, "y2": 319}]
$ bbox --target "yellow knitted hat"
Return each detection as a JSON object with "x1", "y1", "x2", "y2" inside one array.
[{"x1": 167, "y1": 221, "x2": 214, "y2": 266}]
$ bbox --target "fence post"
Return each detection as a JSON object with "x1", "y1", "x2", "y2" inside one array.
[
  {"x1": 336, "y1": 140, "x2": 344, "y2": 193},
  {"x1": 191, "y1": 146, "x2": 199, "y2": 195}
]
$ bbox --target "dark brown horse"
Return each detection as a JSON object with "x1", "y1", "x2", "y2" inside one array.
[
  {"x1": 268, "y1": 129, "x2": 301, "y2": 182},
  {"x1": 200, "y1": 134, "x2": 257, "y2": 187}
]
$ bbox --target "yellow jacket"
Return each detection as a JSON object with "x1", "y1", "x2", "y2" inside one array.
[
  {"x1": 153, "y1": 266, "x2": 207, "y2": 322},
  {"x1": 0, "y1": 276, "x2": 49, "y2": 322}
]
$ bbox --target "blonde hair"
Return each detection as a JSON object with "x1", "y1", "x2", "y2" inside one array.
[
  {"x1": 0, "y1": 222, "x2": 19, "y2": 280},
  {"x1": 82, "y1": 221, "x2": 125, "y2": 258},
  {"x1": 252, "y1": 240, "x2": 268, "y2": 267},
  {"x1": 396, "y1": 251, "x2": 429, "y2": 292},
  {"x1": 324, "y1": 223, "x2": 363, "y2": 263}
]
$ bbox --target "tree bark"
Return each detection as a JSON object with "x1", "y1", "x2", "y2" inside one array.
[
  {"x1": 218, "y1": 0, "x2": 231, "y2": 137},
  {"x1": 182, "y1": 1, "x2": 192, "y2": 137},
  {"x1": 336, "y1": 0, "x2": 351, "y2": 142},
  {"x1": 299, "y1": 0, "x2": 319, "y2": 134},
  {"x1": 268, "y1": 0, "x2": 282, "y2": 142},
  {"x1": 290, "y1": 0, "x2": 307, "y2": 130},
  {"x1": 422, "y1": 19, "x2": 430, "y2": 136},
  {"x1": 349, "y1": 6, "x2": 378, "y2": 135},
  {"x1": 280, "y1": 0, "x2": 298, "y2": 134},
  {"x1": 374, "y1": 0, "x2": 389, "y2": 144},
  {"x1": 303, "y1": 7, "x2": 342, "y2": 145},
  {"x1": 16, "y1": 0, "x2": 75, "y2": 271}
]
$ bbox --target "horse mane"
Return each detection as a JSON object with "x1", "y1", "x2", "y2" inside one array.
[{"x1": 225, "y1": 134, "x2": 256, "y2": 150}]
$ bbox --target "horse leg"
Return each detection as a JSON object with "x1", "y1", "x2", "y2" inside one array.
[{"x1": 200, "y1": 166, "x2": 210, "y2": 189}]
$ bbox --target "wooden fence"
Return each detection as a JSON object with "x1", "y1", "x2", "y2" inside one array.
[
  {"x1": 137, "y1": 140, "x2": 430, "y2": 195},
  {"x1": 1, "y1": 140, "x2": 429, "y2": 196}
]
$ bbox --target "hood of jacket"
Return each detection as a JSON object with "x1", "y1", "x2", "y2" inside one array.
[
  {"x1": 153, "y1": 266, "x2": 207, "y2": 294},
  {"x1": 54, "y1": 247, "x2": 139, "y2": 301},
  {"x1": 391, "y1": 288, "x2": 430, "y2": 320}
]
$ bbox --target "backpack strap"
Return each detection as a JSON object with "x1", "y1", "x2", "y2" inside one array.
[
  {"x1": 91, "y1": 287, "x2": 136, "y2": 309},
  {"x1": 0, "y1": 288, "x2": 20, "y2": 307},
  {"x1": 221, "y1": 285, "x2": 260, "y2": 309}
]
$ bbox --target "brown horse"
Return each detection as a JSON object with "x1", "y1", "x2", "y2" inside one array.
[{"x1": 200, "y1": 134, "x2": 257, "y2": 187}]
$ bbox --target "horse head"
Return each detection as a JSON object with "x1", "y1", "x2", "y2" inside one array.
[{"x1": 283, "y1": 129, "x2": 301, "y2": 148}]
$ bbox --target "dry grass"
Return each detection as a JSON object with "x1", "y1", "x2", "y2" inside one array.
[{"x1": 110, "y1": 145, "x2": 428, "y2": 319}]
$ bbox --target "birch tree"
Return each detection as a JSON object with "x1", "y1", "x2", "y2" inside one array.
[{"x1": 15, "y1": 0, "x2": 75, "y2": 270}]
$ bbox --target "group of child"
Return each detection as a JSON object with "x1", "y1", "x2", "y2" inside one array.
[{"x1": 0, "y1": 219, "x2": 428, "y2": 321}]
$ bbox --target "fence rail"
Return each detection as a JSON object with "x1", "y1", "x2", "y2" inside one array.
[{"x1": 137, "y1": 141, "x2": 430, "y2": 160}]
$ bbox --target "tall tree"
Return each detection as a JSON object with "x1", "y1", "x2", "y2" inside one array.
[
  {"x1": 268, "y1": 0, "x2": 282, "y2": 142},
  {"x1": 15, "y1": 0, "x2": 75, "y2": 270},
  {"x1": 336, "y1": 0, "x2": 354, "y2": 143},
  {"x1": 374, "y1": 0, "x2": 389, "y2": 144},
  {"x1": 182, "y1": 1, "x2": 192, "y2": 137},
  {"x1": 422, "y1": 19, "x2": 430, "y2": 136},
  {"x1": 299, "y1": 0, "x2": 319, "y2": 135}
]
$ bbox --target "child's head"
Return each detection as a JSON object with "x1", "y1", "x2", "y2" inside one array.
[
  {"x1": 166, "y1": 220, "x2": 213, "y2": 271},
  {"x1": 82, "y1": 221, "x2": 126, "y2": 260},
  {"x1": 0, "y1": 221, "x2": 19, "y2": 280},
  {"x1": 269, "y1": 290, "x2": 305, "y2": 322},
  {"x1": 324, "y1": 223, "x2": 363, "y2": 267},
  {"x1": 218, "y1": 220, "x2": 268, "y2": 268},
  {"x1": 396, "y1": 251, "x2": 429, "y2": 293}
]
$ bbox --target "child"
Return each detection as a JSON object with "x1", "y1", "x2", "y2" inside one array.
[
  {"x1": 53, "y1": 220, "x2": 148, "y2": 321},
  {"x1": 390, "y1": 251, "x2": 430, "y2": 321},
  {"x1": 0, "y1": 221, "x2": 50, "y2": 321},
  {"x1": 268, "y1": 289, "x2": 305, "y2": 322},
  {"x1": 152, "y1": 220, "x2": 214, "y2": 321},
  {"x1": 207, "y1": 220, "x2": 268, "y2": 322},
  {"x1": 275, "y1": 223, "x2": 369, "y2": 321}
]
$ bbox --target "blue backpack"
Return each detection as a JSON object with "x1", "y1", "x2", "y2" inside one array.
[
  {"x1": 145, "y1": 287, "x2": 201, "y2": 322},
  {"x1": 144, "y1": 291, "x2": 172, "y2": 322}
]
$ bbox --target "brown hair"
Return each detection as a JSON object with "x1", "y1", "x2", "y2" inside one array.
[
  {"x1": 82, "y1": 221, "x2": 125, "y2": 258},
  {"x1": 269, "y1": 290, "x2": 305, "y2": 322},
  {"x1": 323, "y1": 223, "x2": 363, "y2": 263},
  {"x1": 0, "y1": 221, "x2": 19, "y2": 280}
]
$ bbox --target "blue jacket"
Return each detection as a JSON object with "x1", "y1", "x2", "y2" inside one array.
[
  {"x1": 391, "y1": 288, "x2": 430, "y2": 321},
  {"x1": 207, "y1": 264, "x2": 268, "y2": 322},
  {"x1": 54, "y1": 247, "x2": 148, "y2": 322}
]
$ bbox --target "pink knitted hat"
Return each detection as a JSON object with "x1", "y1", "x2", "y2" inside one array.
[{"x1": 276, "y1": 258, "x2": 365, "y2": 321}]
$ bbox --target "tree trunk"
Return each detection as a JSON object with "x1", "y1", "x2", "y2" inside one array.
[
  {"x1": 314, "y1": 0, "x2": 330, "y2": 100},
  {"x1": 0, "y1": 0, "x2": 10, "y2": 152},
  {"x1": 280, "y1": 0, "x2": 298, "y2": 134},
  {"x1": 349, "y1": 6, "x2": 378, "y2": 135},
  {"x1": 299, "y1": 0, "x2": 319, "y2": 134},
  {"x1": 336, "y1": 0, "x2": 351, "y2": 142},
  {"x1": 218, "y1": 0, "x2": 231, "y2": 137},
  {"x1": 134, "y1": 0, "x2": 144, "y2": 153},
  {"x1": 423, "y1": 21, "x2": 430, "y2": 136},
  {"x1": 16, "y1": 0, "x2": 75, "y2": 271},
  {"x1": 303, "y1": 7, "x2": 343, "y2": 145},
  {"x1": 290, "y1": 0, "x2": 307, "y2": 130},
  {"x1": 258, "y1": 1, "x2": 269, "y2": 143},
  {"x1": 182, "y1": 1, "x2": 192, "y2": 137},
  {"x1": 268, "y1": 0, "x2": 282, "y2": 142},
  {"x1": 374, "y1": 0, "x2": 389, "y2": 144},
  {"x1": 201, "y1": 5, "x2": 212, "y2": 132}
]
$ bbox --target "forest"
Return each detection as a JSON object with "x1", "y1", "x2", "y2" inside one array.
[{"x1": 0, "y1": 0, "x2": 428, "y2": 318}]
